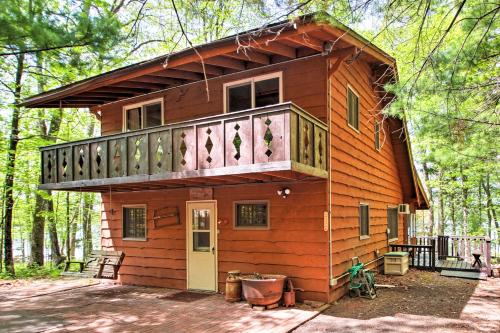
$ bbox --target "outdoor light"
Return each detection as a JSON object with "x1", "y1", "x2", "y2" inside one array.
[{"x1": 277, "y1": 187, "x2": 291, "y2": 198}]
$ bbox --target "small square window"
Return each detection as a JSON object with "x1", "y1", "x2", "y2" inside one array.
[
  {"x1": 375, "y1": 121, "x2": 381, "y2": 150},
  {"x1": 123, "y1": 206, "x2": 146, "y2": 239},
  {"x1": 234, "y1": 202, "x2": 269, "y2": 228},
  {"x1": 359, "y1": 204, "x2": 369, "y2": 237},
  {"x1": 347, "y1": 87, "x2": 359, "y2": 131}
]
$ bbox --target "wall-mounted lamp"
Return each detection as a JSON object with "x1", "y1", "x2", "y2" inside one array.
[{"x1": 277, "y1": 187, "x2": 291, "y2": 199}]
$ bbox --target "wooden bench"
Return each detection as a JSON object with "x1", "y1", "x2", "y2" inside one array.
[{"x1": 61, "y1": 250, "x2": 125, "y2": 280}]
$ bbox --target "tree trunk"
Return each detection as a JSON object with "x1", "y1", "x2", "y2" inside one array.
[
  {"x1": 65, "y1": 192, "x2": 71, "y2": 260},
  {"x1": 451, "y1": 193, "x2": 457, "y2": 235},
  {"x1": 438, "y1": 171, "x2": 446, "y2": 235},
  {"x1": 30, "y1": 192, "x2": 46, "y2": 266},
  {"x1": 82, "y1": 122, "x2": 96, "y2": 258},
  {"x1": 439, "y1": 191, "x2": 446, "y2": 235},
  {"x1": 70, "y1": 220, "x2": 77, "y2": 259},
  {"x1": 47, "y1": 193, "x2": 64, "y2": 265},
  {"x1": 82, "y1": 193, "x2": 94, "y2": 258},
  {"x1": 0, "y1": 188, "x2": 4, "y2": 272},
  {"x1": 422, "y1": 162, "x2": 435, "y2": 236},
  {"x1": 66, "y1": 193, "x2": 79, "y2": 259},
  {"x1": 460, "y1": 164, "x2": 470, "y2": 258},
  {"x1": 30, "y1": 53, "x2": 64, "y2": 266},
  {"x1": 482, "y1": 174, "x2": 498, "y2": 239},
  {"x1": 2, "y1": 53, "x2": 25, "y2": 275}
]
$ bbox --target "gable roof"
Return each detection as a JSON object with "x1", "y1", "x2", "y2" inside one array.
[{"x1": 21, "y1": 12, "x2": 395, "y2": 109}]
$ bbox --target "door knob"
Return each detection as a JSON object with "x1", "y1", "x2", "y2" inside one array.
[{"x1": 212, "y1": 246, "x2": 215, "y2": 254}]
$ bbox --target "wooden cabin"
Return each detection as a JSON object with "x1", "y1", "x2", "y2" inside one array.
[{"x1": 23, "y1": 13, "x2": 428, "y2": 303}]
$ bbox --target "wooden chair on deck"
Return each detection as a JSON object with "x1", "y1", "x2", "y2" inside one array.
[{"x1": 61, "y1": 250, "x2": 125, "y2": 280}]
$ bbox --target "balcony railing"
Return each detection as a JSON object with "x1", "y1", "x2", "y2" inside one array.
[{"x1": 40, "y1": 102, "x2": 328, "y2": 190}]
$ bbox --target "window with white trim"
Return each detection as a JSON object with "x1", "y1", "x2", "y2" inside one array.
[
  {"x1": 224, "y1": 73, "x2": 282, "y2": 113},
  {"x1": 123, "y1": 99, "x2": 163, "y2": 131},
  {"x1": 359, "y1": 204, "x2": 369, "y2": 238},
  {"x1": 347, "y1": 87, "x2": 359, "y2": 131},
  {"x1": 123, "y1": 206, "x2": 146, "y2": 240},
  {"x1": 387, "y1": 207, "x2": 398, "y2": 241}
]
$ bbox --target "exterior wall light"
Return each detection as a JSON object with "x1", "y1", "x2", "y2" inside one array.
[{"x1": 277, "y1": 187, "x2": 291, "y2": 198}]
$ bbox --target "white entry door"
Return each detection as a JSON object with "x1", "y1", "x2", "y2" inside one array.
[{"x1": 186, "y1": 201, "x2": 217, "y2": 291}]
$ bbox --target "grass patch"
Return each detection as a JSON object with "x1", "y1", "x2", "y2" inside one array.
[{"x1": 0, "y1": 263, "x2": 62, "y2": 280}]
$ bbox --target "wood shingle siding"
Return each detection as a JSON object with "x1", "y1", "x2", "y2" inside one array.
[
  {"x1": 328, "y1": 59, "x2": 405, "y2": 300},
  {"x1": 101, "y1": 182, "x2": 329, "y2": 302}
]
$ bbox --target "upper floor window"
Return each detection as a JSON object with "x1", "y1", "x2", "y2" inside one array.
[
  {"x1": 387, "y1": 207, "x2": 399, "y2": 241},
  {"x1": 224, "y1": 73, "x2": 282, "y2": 113},
  {"x1": 123, "y1": 205, "x2": 147, "y2": 240},
  {"x1": 374, "y1": 121, "x2": 381, "y2": 150},
  {"x1": 123, "y1": 98, "x2": 163, "y2": 132},
  {"x1": 347, "y1": 86, "x2": 359, "y2": 131},
  {"x1": 359, "y1": 203, "x2": 370, "y2": 239}
]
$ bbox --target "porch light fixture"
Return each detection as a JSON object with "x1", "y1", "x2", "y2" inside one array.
[{"x1": 277, "y1": 187, "x2": 291, "y2": 198}]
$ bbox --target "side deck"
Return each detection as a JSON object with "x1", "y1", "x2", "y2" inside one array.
[{"x1": 391, "y1": 235, "x2": 492, "y2": 274}]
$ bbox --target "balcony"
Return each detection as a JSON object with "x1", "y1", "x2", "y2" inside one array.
[{"x1": 40, "y1": 103, "x2": 328, "y2": 192}]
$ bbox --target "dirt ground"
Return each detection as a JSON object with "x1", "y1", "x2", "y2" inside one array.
[
  {"x1": 327, "y1": 269, "x2": 479, "y2": 319},
  {"x1": 295, "y1": 269, "x2": 500, "y2": 333}
]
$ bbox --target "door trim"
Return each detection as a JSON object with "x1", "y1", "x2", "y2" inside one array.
[{"x1": 186, "y1": 200, "x2": 218, "y2": 291}]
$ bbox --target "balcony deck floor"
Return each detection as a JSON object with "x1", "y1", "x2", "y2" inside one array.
[{"x1": 39, "y1": 164, "x2": 326, "y2": 192}]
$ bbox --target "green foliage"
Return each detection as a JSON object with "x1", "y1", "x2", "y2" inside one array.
[
  {"x1": 0, "y1": 263, "x2": 62, "y2": 280},
  {"x1": 365, "y1": 0, "x2": 499, "y2": 242}
]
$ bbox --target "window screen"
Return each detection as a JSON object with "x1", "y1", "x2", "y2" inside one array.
[
  {"x1": 347, "y1": 88, "x2": 359, "y2": 130},
  {"x1": 123, "y1": 207, "x2": 146, "y2": 239},
  {"x1": 145, "y1": 103, "x2": 162, "y2": 127},
  {"x1": 375, "y1": 121, "x2": 380, "y2": 150},
  {"x1": 228, "y1": 83, "x2": 252, "y2": 112},
  {"x1": 387, "y1": 207, "x2": 398, "y2": 240},
  {"x1": 235, "y1": 202, "x2": 268, "y2": 228},
  {"x1": 359, "y1": 204, "x2": 369, "y2": 237},
  {"x1": 255, "y1": 78, "x2": 280, "y2": 107},
  {"x1": 126, "y1": 107, "x2": 142, "y2": 131}
]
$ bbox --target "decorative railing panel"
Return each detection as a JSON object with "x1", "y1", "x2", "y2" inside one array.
[
  {"x1": 148, "y1": 130, "x2": 172, "y2": 174},
  {"x1": 109, "y1": 138, "x2": 127, "y2": 178},
  {"x1": 40, "y1": 102, "x2": 328, "y2": 187}
]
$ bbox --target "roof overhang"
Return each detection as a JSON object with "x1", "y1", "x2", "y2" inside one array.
[
  {"x1": 387, "y1": 116, "x2": 430, "y2": 210},
  {"x1": 21, "y1": 12, "x2": 396, "y2": 109}
]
